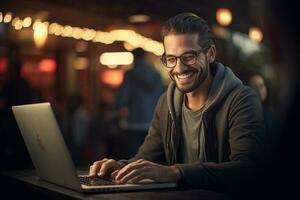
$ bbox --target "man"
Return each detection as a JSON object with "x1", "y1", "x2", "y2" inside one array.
[
  {"x1": 89, "y1": 13, "x2": 265, "y2": 192},
  {"x1": 115, "y1": 48, "x2": 164, "y2": 158}
]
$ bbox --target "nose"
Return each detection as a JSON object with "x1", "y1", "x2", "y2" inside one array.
[{"x1": 173, "y1": 58, "x2": 188, "y2": 73}]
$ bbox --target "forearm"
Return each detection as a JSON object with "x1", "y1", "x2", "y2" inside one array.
[{"x1": 175, "y1": 160, "x2": 259, "y2": 190}]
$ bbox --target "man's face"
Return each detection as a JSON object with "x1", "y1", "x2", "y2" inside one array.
[{"x1": 163, "y1": 33, "x2": 210, "y2": 94}]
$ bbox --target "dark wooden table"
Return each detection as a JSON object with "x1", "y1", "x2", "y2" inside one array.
[{"x1": 0, "y1": 170, "x2": 233, "y2": 200}]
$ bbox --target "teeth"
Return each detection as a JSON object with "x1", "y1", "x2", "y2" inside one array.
[{"x1": 177, "y1": 72, "x2": 193, "y2": 79}]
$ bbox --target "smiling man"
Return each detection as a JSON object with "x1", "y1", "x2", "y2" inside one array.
[{"x1": 89, "y1": 13, "x2": 265, "y2": 192}]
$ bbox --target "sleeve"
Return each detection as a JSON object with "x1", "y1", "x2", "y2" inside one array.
[
  {"x1": 175, "y1": 87, "x2": 266, "y2": 192},
  {"x1": 118, "y1": 94, "x2": 167, "y2": 166}
]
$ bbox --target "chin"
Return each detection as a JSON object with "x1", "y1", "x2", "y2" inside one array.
[{"x1": 175, "y1": 82, "x2": 197, "y2": 94}]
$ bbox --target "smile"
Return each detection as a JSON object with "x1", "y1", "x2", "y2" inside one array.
[
  {"x1": 176, "y1": 72, "x2": 195, "y2": 79},
  {"x1": 175, "y1": 71, "x2": 197, "y2": 85}
]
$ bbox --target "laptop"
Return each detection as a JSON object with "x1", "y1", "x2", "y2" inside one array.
[{"x1": 12, "y1": 102, "x2": 176, "y2": 193}]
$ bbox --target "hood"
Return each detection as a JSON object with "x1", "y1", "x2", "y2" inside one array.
[{"x1": 166, "y1": 62, "x2": 242, "y2": 120}]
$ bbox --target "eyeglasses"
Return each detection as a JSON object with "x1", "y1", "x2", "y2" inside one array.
[{"x1": 160, "y1": 46, "x2": 210, "y2": 68}]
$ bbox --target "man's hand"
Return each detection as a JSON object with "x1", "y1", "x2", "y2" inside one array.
[
  {"x1": 89, "y1": 158, "x2": 121, "y2": 178},
  {"x1": 115, "y1": 159, "x2": 181, "y2": 183}
]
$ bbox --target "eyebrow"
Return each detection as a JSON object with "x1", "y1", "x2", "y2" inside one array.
[{"x1": 165, "y1": 50, "x2": 198, "y2": 57}]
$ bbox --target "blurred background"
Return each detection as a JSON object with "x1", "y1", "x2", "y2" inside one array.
[{"x1": 0, "y1": 0, "x2": 285, "y2": 169}]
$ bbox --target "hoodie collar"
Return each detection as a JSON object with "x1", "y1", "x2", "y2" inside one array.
[{"x1": 167, "y1": 81, "x2": 183, "y2": 121}]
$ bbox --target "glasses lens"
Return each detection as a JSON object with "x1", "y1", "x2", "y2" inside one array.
[
  {"x1": 164, "y1": 56, "x2": 177, "y2": 68},
  {"x1": 181, "y1": 52, "x2": 196, "y2": 65}
]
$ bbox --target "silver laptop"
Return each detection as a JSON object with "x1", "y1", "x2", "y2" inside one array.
[{"x1": 12, "y1": 102, "x2": 176, "y2": 193}]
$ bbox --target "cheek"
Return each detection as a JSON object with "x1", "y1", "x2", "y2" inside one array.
[
  {"x1": 194, "y1": 62, "x2": 206, "y2": 73},
  {"x1": 167, "y1": 69, "x2": 176, "y2": 81},
  {"x1": 196, "y1": 57, "x2": 208, "y2": 70}
]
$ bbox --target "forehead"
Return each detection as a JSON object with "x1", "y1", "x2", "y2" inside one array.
[{"x1": 163, "y1": 33, "x2": 201, "y2": 55}]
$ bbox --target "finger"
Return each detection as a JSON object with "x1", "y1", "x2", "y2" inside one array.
[
  {"x1": 90, "y1": 159, "x2": 108, "y2": 176},
  {"x1": 115, "y1": 161, "x2": 147, "y2": 181},
  {"x1": 127, "y1": 172, "x2": 149, "y2": 184},
  {"x1": 117, "y1": 160, "x2": 147, "y2": 175},
  {"x1": 89, "y1": 159, "x2": 108, "y2": 176},
  {"x1": 117, "y1": 167, "x2": 148, "y2": 184},
  {"x1": 98, "y1": 159, "x2": 118, "y2": 177},
  {"x1": 134, "y1": 159, "x2": 145, "y2": 164},
  {"x1": 111, "y1": 170, "x2": 119, "y2": 180}
]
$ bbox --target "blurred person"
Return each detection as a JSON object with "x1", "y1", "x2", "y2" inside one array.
[
  {"x1": 87, "y1": 100, "x2": 113, "y2": 162},
  {"x1": 115, "y1": 48, "x2": 164, "y2": 158},
  {"x1": 89, "y1": 13, "x2": 265, "y2": 193},
  {"x1": 0, "y1": 58, "x2": 33, "y2": 169},
  {"x1": 245, "y1": 72, "x2": 281, "y2": 160},
  {"x1": 248, "y1": 74, "x2": 268, "y2": 105},
  {"x1": 63, "y1": 93, "x2": 91, "y2": 166}
]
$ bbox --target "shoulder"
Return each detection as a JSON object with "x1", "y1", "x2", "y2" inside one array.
[
  {"x1": 152, "y1": 92, "x2": 169, "y2": 118},
  {"x1": 156, "y1": 92, "x2": 168, "y2": 108},
  {"x1": 227, "y1": 84, "x2": 263, "y2": 118},
  {"x1": 151, "y1": 92, "x2": 169, "y2": 129},
  {"x1": 229, "y1": 84, "x2": 258, "y2": 103}
]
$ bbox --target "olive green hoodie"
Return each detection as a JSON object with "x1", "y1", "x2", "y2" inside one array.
[{"x1": 120, "y1": 62, "x2": 265, "y2": 191}]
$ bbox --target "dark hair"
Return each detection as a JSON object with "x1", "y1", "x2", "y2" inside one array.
[
  {"x1": 132, "y1": 48, "x2": 145, "y2": 60},
  {"x1": 161, "y1": 13, "x2": 215, "y2": 48}
]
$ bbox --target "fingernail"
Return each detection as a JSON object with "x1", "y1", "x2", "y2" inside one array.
[{"x1": 116, "y1": 179, "x2": 121, "y2": 183}]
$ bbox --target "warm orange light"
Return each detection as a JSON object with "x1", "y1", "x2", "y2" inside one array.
[
  {"x1": 3, "y1": 13, "x2": 12, "y2": 23},
  {"x1": 216, "y1": 8, "x2": 232, "y2": 26},
  {"x1": 33, "y1": 21, "x2": 48, "y2": 48},
  {"x1": 128, "y1": 15, "x2": 150, "y2": 23},
  {"x1": 38, "y1": 59, "x2": 56, "y2": 73},
  {"x1": 22, "y1": 17, "x2": 32, "y2": 27},
  {"x1": 0, "y1": 58, "x2": 8, "y2": 74},
  {"x1": 248, "y1": 27, "x2": 263, "y2": 43},
  {"x1": 100, "y1": 52, "x2": 134, "y2": 67},
  {"x1": 100, "y1": 69, "x2": 124, "y2": 88}
]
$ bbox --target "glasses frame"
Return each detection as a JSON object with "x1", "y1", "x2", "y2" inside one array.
[{"x1": 160, "y1": 46, "x2": 210, "y2": 68}]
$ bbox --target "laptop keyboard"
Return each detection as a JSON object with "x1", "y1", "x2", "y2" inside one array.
[{"x1": 79, "y1": 176, "x2": 118, "y2": 186}]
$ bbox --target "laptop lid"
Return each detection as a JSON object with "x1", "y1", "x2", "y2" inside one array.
[
  {"x1": 12, "y1": 103, "x2": 176, "y2": 193},
  {"x1": 12, "y1": 103, "x2": 82, "y2": 191}
]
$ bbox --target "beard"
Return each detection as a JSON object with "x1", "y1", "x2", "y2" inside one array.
[{"x1": 169, "y1": 58, "x2": 209, "y2": 94}]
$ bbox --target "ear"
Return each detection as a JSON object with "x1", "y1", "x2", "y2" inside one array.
[{"x1": 207, "y1": 45, "x2": 216, "y2": 64}]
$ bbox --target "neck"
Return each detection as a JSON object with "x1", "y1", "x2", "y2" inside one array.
[{"x1": 185, "y1": 74, "x2": 212, "y2": 111}]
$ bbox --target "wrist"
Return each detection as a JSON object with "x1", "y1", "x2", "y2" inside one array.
[{"x1": 170, "y1": 165, "x2": 182, "y2": 182}]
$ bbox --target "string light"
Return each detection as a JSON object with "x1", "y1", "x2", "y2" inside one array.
[
  {"x1": 22, "y1": 17, "x2": 32, "y2": 27},
  {"x1": 3, "y1": 12, "x2": 12, "y2": 23},
  {"x1": 14, "y1": 19, "x2": 23, "y2": 30},
  {"x1": 0, "y1": 11, "x2": 165, "y2": 55}
]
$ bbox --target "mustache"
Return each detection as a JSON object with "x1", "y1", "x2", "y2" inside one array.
[{"x1": 171, "y1": 68, "x2": 198, "y2": 76}]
